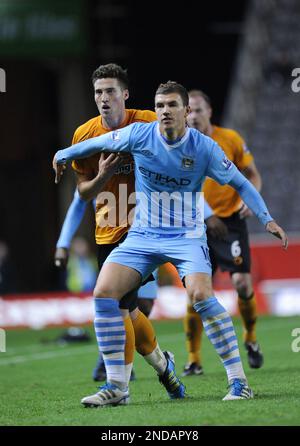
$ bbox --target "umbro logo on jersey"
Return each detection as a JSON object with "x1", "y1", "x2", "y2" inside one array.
[
  {"x1": 182, "y1": 157, "x2": 194, "y2": 169},
  {"x1": 141, "y1": 149, "x2": 154, "y2": 157}
]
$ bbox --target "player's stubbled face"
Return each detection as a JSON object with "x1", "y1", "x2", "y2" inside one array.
[
  {"x1": 155, "y1": 93, "x2": 188, "y2": 137},
  {"x1": 94, "y1": 78, "x2": 128, "y2": 118},
  {"x1": 187, "y1": 96, "x2": 212, "y2": 134}
]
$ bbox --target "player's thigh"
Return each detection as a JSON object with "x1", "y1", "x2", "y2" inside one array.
[
  {"x1": 184, "y1": 272, "x2": 214, "y2": 304},
  {"x1": 94, "y1": 262, "x2": 142, "y2": 299}
]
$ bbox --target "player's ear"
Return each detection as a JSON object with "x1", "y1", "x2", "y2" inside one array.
[
  {"x1": 185, "y1": 105, "x2": 191, "y2": 117},
  {"x1": 123, "y1": 89, "x2": 129, "y2": 101}
]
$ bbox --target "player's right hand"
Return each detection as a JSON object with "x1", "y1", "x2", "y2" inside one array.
[
  {"x1": 205, "y1": 215, "x2": 228, "y2": 240},
  {"x1": 98, "y1": 152, "x2": 124, "y2": 177},
  {"x1": 239, "y1": 202, "x2": 253, "y2": 219},
  {"x1": 266, "y1": 220, "x2": 288, "y2": 249},
  {"x1": 54, "y1": 247, "x2": 69, "y2": 268},
  {"x1": 52, "y1": 155, "x2": 67, "y2": 184}
]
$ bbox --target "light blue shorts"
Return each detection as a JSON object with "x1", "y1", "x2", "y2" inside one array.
[{"x1": 104, "y1": 230, "x2": 212, "y2": 281}]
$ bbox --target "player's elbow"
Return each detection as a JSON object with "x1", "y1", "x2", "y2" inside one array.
[{"x1": 77, "y1": 184, "x2": 92, "y2": 202}]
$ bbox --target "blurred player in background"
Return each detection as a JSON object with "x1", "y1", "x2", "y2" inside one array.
[
  {"x1": 54, "y1": 63, "x2": 185, "y2": 402},
  {"x1": 65, "y1": 236, "x2": 98, "y2": 293},
  {"x1": 183, "y1": 90, "x2": 264, "y2": 376},
  {"x1": 53, "y1": 80, "x2": 287, "y2": 405}
]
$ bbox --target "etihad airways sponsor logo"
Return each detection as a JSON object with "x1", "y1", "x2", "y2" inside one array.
[{"x1": 139, "y1": 166, "x2": 191, "y2": 186}]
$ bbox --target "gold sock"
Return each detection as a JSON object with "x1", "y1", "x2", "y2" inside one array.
[
  {"x1": 238, "y1": 293, "x2": 258, "y2": 343},
  {"x1": 183, "y1": 304, "x2": 203, "y2": 365},
  {"x1": 124, "y1": 316, "x2": 135, "y2": 365},
  {"x1": 132, "y1": 310, "x2": 157, "y2": 356}
]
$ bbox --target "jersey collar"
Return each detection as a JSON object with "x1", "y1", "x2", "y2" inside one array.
[{"x1": 156, "y1": 123, "x2": 190, "y2": 151}]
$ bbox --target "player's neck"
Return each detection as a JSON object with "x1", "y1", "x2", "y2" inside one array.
[
  {"x1": 161, "y1": 126, "x2": 186, "y2": 142},
  {"x1": 204, "y1": 122, "x2": 213, "y2": 136},
  {"x1": 101, "y1": 110, "x2": 127, "y2": 130}
]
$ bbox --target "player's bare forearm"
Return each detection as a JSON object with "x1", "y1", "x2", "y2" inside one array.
[
  {"x1": 77, "y1": 153, "x2": 123, "y2": 201},
  {"x1": 78, "y1": 174, "x2": 111, "y2": 201}
]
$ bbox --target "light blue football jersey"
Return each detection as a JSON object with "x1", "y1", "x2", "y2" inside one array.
[{"x1": 56, "y1": 122, "x2": 238, "y2": 240}]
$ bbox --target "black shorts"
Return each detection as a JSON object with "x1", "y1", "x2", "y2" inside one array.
[
  {"x1": 207, "y1": 212, "x2": 251, "y2": 275},
  {"x1": 97, "y1": 233, "x2": 154, "y2": 311}
]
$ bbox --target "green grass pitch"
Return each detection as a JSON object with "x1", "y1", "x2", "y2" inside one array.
[{"x1": 0, "y1": 316, "x2": 300, "y2": 426}]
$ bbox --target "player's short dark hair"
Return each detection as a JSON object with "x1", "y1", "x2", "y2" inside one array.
[
  {"x1": 91, "y1": 63, "x2": 129, "y2": 89},
  {"x1": 188, "y1": 89, "x2": 212, "y2": 107},
  {"x1": 155, "y1": 81, "x2": 189, "y2": 106}
]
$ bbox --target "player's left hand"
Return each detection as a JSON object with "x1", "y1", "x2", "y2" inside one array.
[
  {"x1": 98, "y1": 152, "x2": 124, "y2": 178},
  {"x1": 52, "y1": 155, "x2": 66, "y2": 184},
  {"x1": 266, "y1": 220, "x2": 288, "y2": 249},
  {"x1": 54, "y1": 247, "x2": 69, "y2": 268},
  {"x1": 205, "y1": 215, "x2": 228, "y2": 240},
  {"x1": 239, "y1": 202, "x2": 253, "y2": 219}
]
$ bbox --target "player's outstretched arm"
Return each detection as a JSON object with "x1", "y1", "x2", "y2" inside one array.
[
  {"x1": 228, "y1": 172, "x2": 288, "y2": 249},
  {"x1": 205, "y1": 143, "x2": 288, "y2": 249},
  {"x1": 53, "y1": 126, "x2": 134, "y2": 183}
]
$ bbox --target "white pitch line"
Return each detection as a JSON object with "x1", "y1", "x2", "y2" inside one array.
[
  {"x1": 0, "y1": 332, "x2": 184, "y2": 366},
  {"x1": 0, "y1": 345, "x2": 97, "y2": 366},
  {"x1": 3, "y1": 344, "x2": 67, "y2": 356}
]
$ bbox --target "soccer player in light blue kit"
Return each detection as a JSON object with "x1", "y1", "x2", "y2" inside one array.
[{"x1": 53, "y1": 81, "x2": 288, "y2": 406}]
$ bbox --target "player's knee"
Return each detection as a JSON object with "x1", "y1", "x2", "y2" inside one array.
[
  {"x1": 189, "y1": 288, "x2": 208, "y2": 303},
  {"x1": 233, "y1": 277, "x2": 252, "y2": 300},
  {"x1": 93, "y1": 283, "x2": 119, "y2": 299}
]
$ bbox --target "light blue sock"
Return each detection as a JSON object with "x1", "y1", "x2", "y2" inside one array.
[
  {"x1": 94, "y1": 298, "x2": 126, "y2": 390},
  {"x1": 194, "y1": 297, "x2": 246, "y2": 382}
]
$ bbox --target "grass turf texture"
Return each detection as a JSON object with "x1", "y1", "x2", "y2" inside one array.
[{"x1": 0, "y1": 316, "x2": 300, "y2": 426}]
